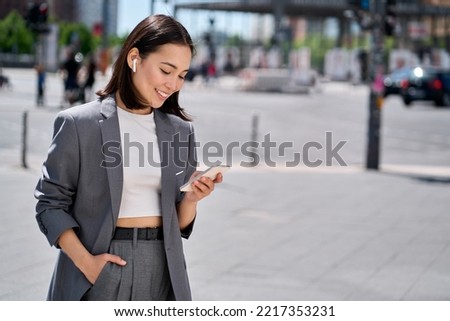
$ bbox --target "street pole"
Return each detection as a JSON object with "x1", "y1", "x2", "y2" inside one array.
[
  {"x1": 21, "y1": 111, "x2": 28, "y2": 169},
  {"x1": 150, "y1": 0, "x2": 155, "y2": 15},
  {"x1": 100, "y1": 0, "x2": 109, "y2": 75},
  {"x1": 36, "y1": 33, "x2": 44, "y2": 66},
  {"x1": 366, "y1": 0, "x2": 385, "y2": 170},
  {"x1": 250, "y1": 114, "x2": 260, "y2": 167},
  {"x1": 102, "y1": 0, "x2": 109, "y2": 49}
]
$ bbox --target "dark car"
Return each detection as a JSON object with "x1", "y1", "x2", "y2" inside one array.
[
  {"x1": 400, "y1": 66, "x2": 450, "y2": 107},
  {"x1": 383, "y1": 67, "x2": 412, "y2": 97}
]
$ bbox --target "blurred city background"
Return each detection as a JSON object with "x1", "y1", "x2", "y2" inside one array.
[
  {"x1": 4, "y1": 0, "x2": 450, "y2": 82},
  {"x1": 0, "y1": 0, "x2": 450, "y2": 301}
]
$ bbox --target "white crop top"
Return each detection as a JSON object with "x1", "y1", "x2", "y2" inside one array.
[{"x1": 117, "y1": 107, "x2": 162, "y2": 218}]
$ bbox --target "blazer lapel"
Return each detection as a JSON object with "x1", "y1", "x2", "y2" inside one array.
[
  {"x1": 154, "y1": 110, "x2": 177, "y2": 236},
  {"x1": 99, "y1": 96, "x2": 123, "y2": 228}
]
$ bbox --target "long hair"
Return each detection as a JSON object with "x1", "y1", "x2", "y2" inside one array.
[{"x1": 97, "y1": 15, "x2": 195, "y2": 121}]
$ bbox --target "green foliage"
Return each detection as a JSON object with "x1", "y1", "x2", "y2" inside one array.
[
  {"x1": 0, "y1": 10, "x2": 34, "y2": 54},
  {"x1": 288, "y1": 32, "x2": 373, "y2": 72},
  {"x1": 58, "y1": 22, "x2": 126, "y2": 55},
  {"x1": 109, "y1": 33, "x2": 127, "y2": 47},
  {"x1": 226, "y1": 34, "x2": 244, "y2": 47},
  {"x1": 293, "y1": 33, "x2": 337, "y2": 71},
  {"x1": 58, "y1": 21, "x2": 95, "y2": 55},
  {"x1": 0, "y1": 9, "x2": 124, "y2": 57}
]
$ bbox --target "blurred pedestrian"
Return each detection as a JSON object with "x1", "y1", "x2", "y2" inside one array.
[
  {"x1": 207, "y1": 58, "x2": 217, "y2": 80},
  {"x1": 35, "y1": 63, "x2": 46, "y2": 106},
  {"x1": 223, "y1": 51, "x2": 235, "y2": 75},
  {"x1": 0, "y1": 65, "x2": 11, "y2": 89},
  {"x1": 81, "y1": 56, "x2": 97, "y2": 103},
  {"x1": 34, "y1": 14, "x2": 223, "y2": 301},
  {"x1": 61, "y1": 49, "x2": 81, "y2": 106},
  {"x1": 200, "y1": 56, "x2": 217, "y2": 86}
]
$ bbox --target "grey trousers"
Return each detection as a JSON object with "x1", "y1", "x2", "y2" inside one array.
[{"x1": 82, "y1": 234, "x2": 172, "y2": 301}]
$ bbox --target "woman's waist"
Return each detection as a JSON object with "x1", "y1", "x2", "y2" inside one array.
[{"x1": 116, "y1": 216, "x2": 162, "y2": 228}]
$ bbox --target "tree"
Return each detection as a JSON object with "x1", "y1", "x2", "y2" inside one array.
[
  {"x1": 294, "y1": 33, "x2": 337, "y2": 72},
  {"x1": 0, "y1": 10, "x2": 34, "y2": 54},
  {"x1": 58, "y1": 22, "x2": 95, "y2": 56},
  {"x1": 109, "y1": 33, "x2": 127, "y2": 47},
  {"x1": 226, "y1": 34, "x2": 244, "y2": 47}
]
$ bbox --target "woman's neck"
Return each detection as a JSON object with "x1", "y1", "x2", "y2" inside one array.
[{"x1": 115, "y1": 93, "x2": 152, "y2": 115}]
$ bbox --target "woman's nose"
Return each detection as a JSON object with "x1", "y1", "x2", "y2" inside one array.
[{"x1": 165, "y1": 76, "x2": 178, "y2": 91}]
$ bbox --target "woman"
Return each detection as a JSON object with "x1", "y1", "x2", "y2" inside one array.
[{"x1": 34, "y1": 15, "x2": 222, "y2": 301}]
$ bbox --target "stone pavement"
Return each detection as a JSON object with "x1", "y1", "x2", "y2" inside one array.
[
  {"x1": 0, "y1": 68, "x2": 449, "y2": 301},
  {"x1": 1, "y1": 161, "x2": 450, "y2": 301}
]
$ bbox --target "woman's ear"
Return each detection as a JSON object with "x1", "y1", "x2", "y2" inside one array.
[{"x1": 127, "y1": 48, "x2": 140, "y2": 72}]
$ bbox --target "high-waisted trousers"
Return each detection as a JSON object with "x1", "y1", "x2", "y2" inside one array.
[{"x1": 82, "y1": 229, "x2": 172, "y2": 301}]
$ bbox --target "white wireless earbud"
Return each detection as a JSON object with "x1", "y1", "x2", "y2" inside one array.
[{"x1": 132, "y1": 59, "x2": 137, "y2": 73}]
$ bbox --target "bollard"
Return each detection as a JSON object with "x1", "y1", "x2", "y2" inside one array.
[
  {"x1": 21, "y1": 110, "x2": 28, "y2": 169},
  {"x1": 250, "y1": 114, "x2": 259, "y2": 167}
]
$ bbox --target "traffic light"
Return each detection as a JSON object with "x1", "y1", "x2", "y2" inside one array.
[
  {"x1": 25, "y1": 2, "x2": 49, "y2": 33},
  {"x1": 38, "y1": 2, "x2": 48, "y2": 24},
  {"x1": 385, "y1": 0, "x2": 397, "y2": 36},
  {"x1": 25, "y1": 2, "x2": 40, "y2": 27}
]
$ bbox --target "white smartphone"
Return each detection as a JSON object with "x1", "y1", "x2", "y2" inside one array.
[{"x1": 180, "y1": 165, "x2": 231, "y2": 192}]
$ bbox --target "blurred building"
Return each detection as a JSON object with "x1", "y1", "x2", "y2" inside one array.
[
  {"x1": 0, "y1": 0, "x2": 118, "y2": 36},
  {"x1": 424, "y1": 0, "x2": 450, "y2": 4},
  {"x1": 421, "y1": 0, "x2": 450, "y2": 38},
  {"x1": 175, "y1": 0, "x2": 450, "y2": 43},
  {"x1": 76, "y1": 0, "x2": 118, "y2": 37},
  {"x1": 0, "y1": 0, "x2": 118, "y2": 71},
  {"x1": 0, "y1": 0, "x2": 74, "y2": 21}
]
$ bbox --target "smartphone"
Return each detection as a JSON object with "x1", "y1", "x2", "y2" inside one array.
[{"x1": 180, "y1": 165, "x2": 231, "y2": 192}]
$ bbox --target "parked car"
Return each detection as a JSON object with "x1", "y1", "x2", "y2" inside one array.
[
  {"x1": 383, "y1": 67, "x2": 412, "y2": 97},
  {"x1": 400, "y1": 66, "x2": 450, "y2": 107}
]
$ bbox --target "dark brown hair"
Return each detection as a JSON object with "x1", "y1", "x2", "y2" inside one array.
[{"x1": 97, "y1": 15, "x2": 195, "y2": 121}]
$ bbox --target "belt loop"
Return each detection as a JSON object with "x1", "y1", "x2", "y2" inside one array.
[{"x1": 132, "y1": 228, "x2": 138, "y2": 247}]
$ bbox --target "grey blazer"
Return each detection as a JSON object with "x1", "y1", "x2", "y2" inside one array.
[{"x1": 34, "y1": 96, "x2": 197, "y2": 301}]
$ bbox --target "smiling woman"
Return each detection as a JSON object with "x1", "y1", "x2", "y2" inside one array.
[
  {"x1": 34, "y1": 14, "x2": 224, "y2": 301},
  {"x1": 98, "y1": 14, "x2": 196, "y2": 119},
  {"x1": 122, "y1": 43, "x2": 192, "y2": 113}
]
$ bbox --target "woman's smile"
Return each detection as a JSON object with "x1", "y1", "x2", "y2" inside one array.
[{"x1": 156, "y1": 88, "x2": 170, "y2": 100}]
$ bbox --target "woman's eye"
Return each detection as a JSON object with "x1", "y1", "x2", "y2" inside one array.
[{"x1": 161, "y1": 69, "x2": 170, "y2": 75}]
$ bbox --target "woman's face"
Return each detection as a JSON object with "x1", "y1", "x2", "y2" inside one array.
[{"x1": 132, "y1": 43, "x2": 192, "y2": 108}]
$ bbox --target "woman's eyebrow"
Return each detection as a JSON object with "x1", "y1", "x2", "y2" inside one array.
[{"x1": 161, "y1": 62, "x2": 189, "y2": 72}]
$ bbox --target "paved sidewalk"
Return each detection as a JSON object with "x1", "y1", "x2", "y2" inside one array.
[
  {"x1": 1, "y1": 162, "x2": 450, "y2": 301},
  {"x1": 1, "y1": 68, "x2": 449, "y2": 301}
]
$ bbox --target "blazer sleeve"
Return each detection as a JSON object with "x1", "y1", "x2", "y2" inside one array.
[
  {"x1": 34, "y1": 111, "x2": 81, "y2": 247},
  {"x1": 178, "y1": 121, "x2": 198, "y2": 239}
]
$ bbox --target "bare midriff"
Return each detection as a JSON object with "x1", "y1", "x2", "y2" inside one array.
[{"x1": 116, "y1": 216, "x2": 162, "y2": 228}]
